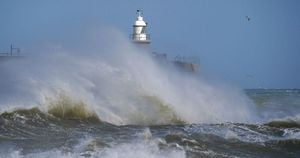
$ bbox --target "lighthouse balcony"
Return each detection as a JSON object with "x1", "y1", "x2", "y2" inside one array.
[{"x1": 131, "y1": 34, "x2": 151, "y2": 43}]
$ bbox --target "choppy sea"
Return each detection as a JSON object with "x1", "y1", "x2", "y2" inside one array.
[{"x1": 0, "y1": 89, "x2": 299, "y2": 158}]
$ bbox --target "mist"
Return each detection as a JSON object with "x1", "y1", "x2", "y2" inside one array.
[{"x1": 0, "y1": 25, "x2": 258, "y2": 125}]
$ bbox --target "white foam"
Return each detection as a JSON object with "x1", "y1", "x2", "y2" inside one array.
[
  {"x1": 283, "y1": 128, "x2": 300, "y2": 139},
  {"x1": 0, "y1": 27, "x2": 258, "y2": 125},
  {"x1": 4, "y1": 139, "x2": 185, "y2": 158}
]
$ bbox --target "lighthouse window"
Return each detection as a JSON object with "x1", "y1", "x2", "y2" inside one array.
[{"x1": 141, "y1": 27, "x2": 147, "y2": 33}]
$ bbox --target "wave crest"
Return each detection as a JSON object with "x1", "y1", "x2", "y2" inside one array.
[
  {"x1": 0, "y1": 96, "x2": 101, "y2": 124},
  {"x1": 266, "y1": 115, "x2": 300, "y2": 128},
  {"x1": 130, "y1": 95, "x2": 185, "y2": 125},
  {"x1": 47, "y1": 94, "x2": 100, "y2": 122}
]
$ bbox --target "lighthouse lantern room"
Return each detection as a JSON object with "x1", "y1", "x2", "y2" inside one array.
[{"x1": 131, "y1": 10, "x2": 151, "y2": 44}]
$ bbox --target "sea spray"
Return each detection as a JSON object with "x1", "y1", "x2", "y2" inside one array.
[{"x1": 0, "y1": 27, "x2": 257, "y2": 125}]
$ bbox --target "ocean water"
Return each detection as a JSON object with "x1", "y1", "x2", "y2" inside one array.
[
  {"x1": 0, "y1": 89, "x2": 300, "y2": 158},
  {"x1": 0, "y1": 34, "x2": 299, "y2": 157}
]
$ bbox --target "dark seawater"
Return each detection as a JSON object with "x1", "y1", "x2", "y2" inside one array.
[{"x1": 0, "y1": 89, "x2": 300, "y2": 158}]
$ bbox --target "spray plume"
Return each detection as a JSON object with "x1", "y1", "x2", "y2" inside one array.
[{"x1": 0, "y1": 27, "x2": 257, "y2": 125}]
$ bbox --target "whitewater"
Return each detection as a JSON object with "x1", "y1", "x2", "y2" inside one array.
[{"x1": 0, "y1": 29, "x2": 299, "y2": 157}]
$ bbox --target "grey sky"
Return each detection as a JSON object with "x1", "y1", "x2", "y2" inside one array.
[{"x1": 1, "y1": 0, "x2": 299, "y2": 88}]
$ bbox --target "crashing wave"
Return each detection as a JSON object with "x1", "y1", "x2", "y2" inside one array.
[{"x1": 266, "y1": 115, "x2": 300, "y2": 128}]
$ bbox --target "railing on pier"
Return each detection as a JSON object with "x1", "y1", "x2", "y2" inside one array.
[
  {"x1": 130, "y1": 34, "x2": 151, "y2": 43},
  {"x1": 0, "y1": 45, "x2": 21, "y2": 57}
]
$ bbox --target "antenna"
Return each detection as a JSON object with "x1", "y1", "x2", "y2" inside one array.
[
  {"x1": 10, "y1": 44, "x2": 13, "y2": 56},
  {"x1": 10, "y1": 44, "x2": 21, "y2": 56},
  {"x1": 136, "y1": 9, "x2": 143, "y2": 17}
]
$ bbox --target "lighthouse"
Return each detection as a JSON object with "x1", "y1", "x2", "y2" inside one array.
[
  {"x1": 131, "y1": 10, "x2": 151, "y2": 44},
  {"x1": 129, "y1": 10, "x2": 199, "y2": 72}
]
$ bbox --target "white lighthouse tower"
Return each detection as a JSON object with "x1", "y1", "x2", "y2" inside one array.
[{"x1": 131, "y1": 10, "x2": 151, "y2": 44}]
